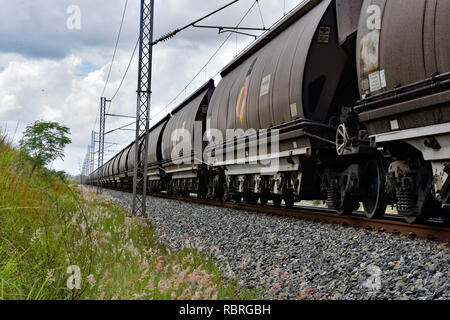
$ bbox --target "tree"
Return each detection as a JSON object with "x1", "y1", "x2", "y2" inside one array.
[
  {"x1": 19, "y1": 121, "x2": 72, "y2": 176},
  {"x1": 49, "y1": 169, "x2": 69, "y2": 181}
]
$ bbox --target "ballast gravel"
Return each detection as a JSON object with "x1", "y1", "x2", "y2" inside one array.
[{"x1": 104, "y1": 189, "x2": 449, "y2": 300}]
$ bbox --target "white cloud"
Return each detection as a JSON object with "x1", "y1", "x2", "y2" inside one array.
[{"x1": 0, "y1": 94, "x2": 20, "y2": 117}]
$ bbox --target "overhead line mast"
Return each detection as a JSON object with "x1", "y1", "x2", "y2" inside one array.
[
  {"x1": 132, "y1": 0, "x2": 154, "y2": 217},
  {"x1": 90, "y1": 131, "x2": 96, "y2": 175},
  {"x1": 97, "y1": 97, "x2": 108, "y2": 193},
  {"x1": 130, "y1": 0, "x2": 247, "y2": 217}
]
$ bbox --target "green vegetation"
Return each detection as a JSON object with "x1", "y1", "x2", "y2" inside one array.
[
  {"x1": 0, "y1": 134, "x2": 259, "y2": 300},
  {"x1": 19, "y1": 121, "x2": 71, "y2": 177}
]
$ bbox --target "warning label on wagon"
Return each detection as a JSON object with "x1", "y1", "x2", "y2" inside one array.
[{"x1": 318, "y1": 27, "x2": 330, "y2": 43}]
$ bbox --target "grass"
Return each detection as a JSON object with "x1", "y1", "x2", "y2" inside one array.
[{"x1": 0, "y1": 133, "x2": 260, "y2": 300}]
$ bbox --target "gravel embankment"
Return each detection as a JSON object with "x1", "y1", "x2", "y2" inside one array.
[{"x1": 104, "y1": 189, "x2": 449, "y2": 300}]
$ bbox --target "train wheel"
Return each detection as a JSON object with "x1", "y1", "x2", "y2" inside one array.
[
  {"x1": 403, "y1": 193, "x2": 439, "y2": 224},
  {"x1": 362, "y1": 160, "x2": 386, "y2": 219},
  {"x1": 260, "y1": 196, "x2": 268, "y2": 206},
  {"x1": 336, "y1": 209, "x2": 347, "y2": 216},
  {"x1": 207, "y1": 182, "x2": 214, "y2": 200},
  {"x1": 442, "y1": 212, "x2": 450, "y2": 227},
  {"x1": 337, "y1": 199, "x2": 359, "y2": 216},
  {"x1": 285, "y1": 197, "x2": 295, "y2": 209},
  {"x1": 250, "y1": 195, "x2": 258, "y2": 204},
  {"x1": 273, "y1": 196, "x2": 282, "y2": 207},
  {"x1": 284, "y1": 196, "x2": 295, "y2": 209},
  {"x1": 284, "y1": 191, "x2": 295, "y2": 209},
  {"x1": 211, "y1": 175, "x2": 224, "y2": 200}
]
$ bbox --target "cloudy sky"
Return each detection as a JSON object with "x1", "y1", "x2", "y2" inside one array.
[{"x1": 0, "y1": 0, "x2": 305, "y2": 175}]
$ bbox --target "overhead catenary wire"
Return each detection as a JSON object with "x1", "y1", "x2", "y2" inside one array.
[
  {"x1": 108, "y1": 36, "x2": 140, "y2": 112},
  {"x1": 107, "y1": 1, "x2": 241, "y2": 118},
  {"x1": 158, "y1": 0, "x2": 309, "y2": 121},
  {"x1": 152, "y1": 0, "x2": 261, "y2": 122},
  {"x1": 102, "y1": 37, "x2": 139, "y2": 150},
  {"x1": 256, "y1": 0, "x2": 265, "y2": 28},
  {"x1": 90, "y1": 0, "x2": 132, "y2": 170},
  {"x1": 151, "y1": 0, "x2": 240, "y2": 46},
  {"x1": 150, "y1": 0, "x2": 308, "y2": 126},
  {"x1": 101, "y1": 0, "x2": 129, "y2": 98},
  {"x1": 92, "y1": 0, "x2": 129, "y2": 133}
]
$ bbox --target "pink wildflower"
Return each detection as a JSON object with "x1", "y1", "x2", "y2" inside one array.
[
  {"x1": 155, "y1": 260, "x2": 163, "y2": 271},
  {"x1": 273, "y1": 268, "x2": 280, "y2": 277},
  {"x1": 269, "y1": 284, "x2": 280, "y2": 295},
  {"x1": 86, "y1": 274, "x2": 95, "y2": 286},
  {"x1": 104, "y1": 279, "x2": 112, "y2": 286},
  {"x1": 146, "y1": 281, "x2": 154, "y2": 291},
  {"x1": 180, "y1": 288, "x2": 190, "y2": 299},
  {"x1": 279, "y1": 271, "x2": 288, "y2": 284},
  {"x1": 204, "y1": 286, "x2": 214, "y2": 297},
  {"x1": 158, "y1": 279, "x2": 170, "y2": 291},
  {"x1": 304, "y1": 287, "x2": 316, "y2": 293}
]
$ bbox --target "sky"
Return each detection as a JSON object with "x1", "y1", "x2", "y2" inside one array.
[{"x1": 0, "y1": 0, "x2": 306, "y2": 175}]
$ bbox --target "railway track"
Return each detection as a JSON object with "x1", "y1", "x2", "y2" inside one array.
[{"x1": 146, "y1": 192, "x2": 450, "y2": 243}]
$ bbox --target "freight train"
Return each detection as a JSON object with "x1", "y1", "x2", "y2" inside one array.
[{"x1": 87, "y1": 0, "x2": 450, "y2": 224}]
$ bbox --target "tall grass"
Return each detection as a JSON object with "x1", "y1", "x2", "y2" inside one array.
[{"x1": 0, "y1": 133, "x2": 259, "y2": 300}]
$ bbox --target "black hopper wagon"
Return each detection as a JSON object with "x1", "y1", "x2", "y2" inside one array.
[{"x1": 88, "y1": 0, "x2": 450, "y2": 224}]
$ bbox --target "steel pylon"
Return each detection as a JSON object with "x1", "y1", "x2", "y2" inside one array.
[
  {"x1": 132, "y1": 0, "x2": 154, "y2": 217},
  {"x1": 97, "y1": 97, "x2": 107, "y2": 193}
]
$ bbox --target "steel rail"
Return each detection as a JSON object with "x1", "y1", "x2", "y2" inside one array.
[{"x1": 147, "y1": 193, "x2": 450, "y2": 242}]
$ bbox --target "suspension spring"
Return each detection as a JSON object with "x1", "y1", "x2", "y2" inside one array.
[
  {"x1": 397, "y1": 189, "x2": 417, "y2": 214},
  {"x1": 326, "y1": 187, "x2": 340, "y2": 210}
]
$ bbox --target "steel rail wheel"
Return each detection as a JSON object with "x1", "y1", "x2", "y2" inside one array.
[{"x1": 362, "y1": 160, "x2": 387, "y2": 219}]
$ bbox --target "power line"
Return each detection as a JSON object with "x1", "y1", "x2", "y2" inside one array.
[
  {"x1": 256, "y1": 0, "x2": 265, "y2": 28},
  {"x1": 151, "y1": 0, "x2": 239, "y2": 46},
  {"x1": 159, "y1": 0, "x2": 307, "y2": 118},
  {"x1": 108, "y1": 36, "x2": 140, "y2": 114},
  {"x1": 101, "y1": 0, "x2": 129, "y2": 98},
  {"x1": 92, "y1": 0, "x2": 129, "y2": 134},
  {"x1": 104, "y1": 37, "x2": 139, "y2": 155},
  {"x1": 150, "y1": 0, "x2": 307, "y2": 126},
  {"x1": 108, "y1": 2, "x2": 240, "y2": 120},
  {"x1": 152, "y1": 0, "x2": 261, "y2": 122}
]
